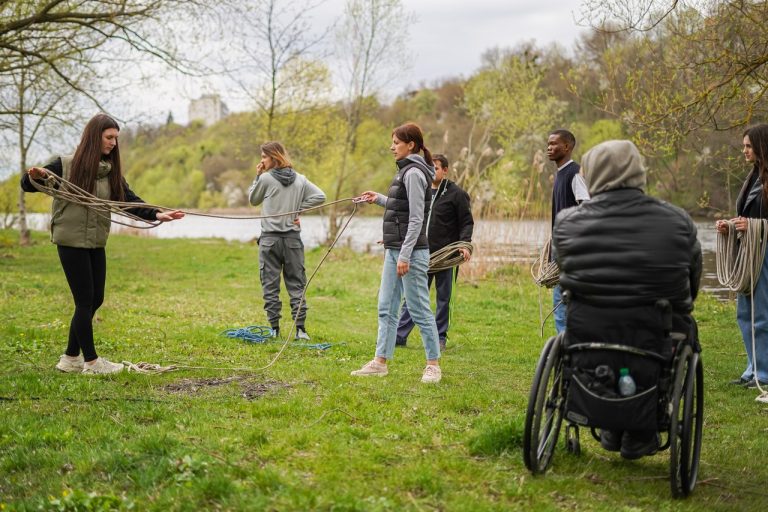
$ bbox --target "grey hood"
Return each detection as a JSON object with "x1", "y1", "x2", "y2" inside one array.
[
  {"x1": 582, "y1": 140, "x2": 646, "y2": 196},
  {"x1": 270, "y1": 167, "x2": 297, "y2": 186},
  {"x1": 402, "y1": 153, "x2": 435, "y2": 181}
]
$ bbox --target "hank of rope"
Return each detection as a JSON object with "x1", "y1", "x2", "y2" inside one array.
[
  {"x1": 716, "y1": 218, "x2": 768, "y2": 401},
  {"x1": 716, "y1": 218, "x2": 768, "y2": 294},
  {"x1": 531, "y1": 237, "x2": 559, "y2": 288},
  {"x1": 429, "y1": 241, "x2": 474, "y2": 273}
]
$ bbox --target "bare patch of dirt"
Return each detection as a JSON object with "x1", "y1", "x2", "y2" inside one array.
[{"x1": 162, "y1": 376, "x2": 290, "y2": 400}]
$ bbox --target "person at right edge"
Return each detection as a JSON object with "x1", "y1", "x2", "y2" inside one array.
[
  {"x1": 547, "y1": 129, "x2": 589, "y2": 334},
  {"x1": 553, "y1": 140, "x2": 701, "y2": 460},
  {"x1": 395, "y1": 153, "x2": 474, "y2": 352},
  {"x1": 716, "y1": 124, "x2": 768, "y2": 389}
]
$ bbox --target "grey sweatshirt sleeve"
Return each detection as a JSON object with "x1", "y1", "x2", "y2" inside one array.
[
  {"x1": 300, "y1": 178, "x2": 326, "y2": 209},
  {"x1": 248, "y1": 174, "x2": 267, "y2": 206},
  {"x1": 399, "y1": 169, "x2": 428, "y2": 263},
  {"x1": 373, "y1": 193, "x2": 387, "y2": 208}
]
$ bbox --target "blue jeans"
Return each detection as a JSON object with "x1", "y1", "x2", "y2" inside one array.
[
  {"x1": 375, "y1": 249, "x2": 440, "y2": 361},
  {"x1": 553, "y1": 284, "x2": 566, "y2": 334},
  {"x1": 737, "y1": 254, "x2": 768, "y2": 383},
  {"x1": 396, "y1": 267, "x2": 455, "y2": 344}
]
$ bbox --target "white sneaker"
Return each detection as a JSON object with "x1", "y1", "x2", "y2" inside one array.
[
  {"x1": 55, "y1": 354, "x2": 84, "y2": 373},
  {"x1": 295, "y1": 327, "x2": 311, "y2": 341},
  {"x1": 350, "y1": 360, "x2": 388, "y2": 377},
  {"x1": 81, "y1": 357, "x2": 124, "y2": 375},
  {"x1": 421, "y1": 364, "x2": 442, "y2": 384}
]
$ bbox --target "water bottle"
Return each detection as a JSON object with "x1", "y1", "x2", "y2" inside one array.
[{"x1": 618, "y1": 367, "x2": 636, "y2": 397}]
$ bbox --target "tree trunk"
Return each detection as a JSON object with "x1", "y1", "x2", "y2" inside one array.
[{"x1": 18, "y1": 187, "x2": 31, "y2": 246}]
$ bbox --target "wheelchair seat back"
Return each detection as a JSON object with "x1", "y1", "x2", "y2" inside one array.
[{"x1": 563, "y1": 299, "x2": 674, "y2": 431}]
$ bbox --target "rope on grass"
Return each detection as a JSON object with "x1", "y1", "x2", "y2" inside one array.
[
  {"x1": 428, "y1": 241, "x2": 474, "y2": 273},
  {"x1": 28, "y1": 170, "x2": 364, "y2": 374},
  {"x1": 123, "y1": 361, "x2": 179, "y2": 374},
  {"x1": 222, "y1": 325, "x2": 334, "y2": 350}
]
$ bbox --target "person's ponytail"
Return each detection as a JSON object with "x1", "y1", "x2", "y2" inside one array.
[{"x1": 422, "y1": 144, "x2": 433, "y2": 166}]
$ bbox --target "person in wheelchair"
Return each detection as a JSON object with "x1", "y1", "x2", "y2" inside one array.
[{"x1": 552, "y1": 139, "x2": 702, "y2": 460}]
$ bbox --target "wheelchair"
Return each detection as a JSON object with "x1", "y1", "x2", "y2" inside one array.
[{"x1": 522, "y1": 298, "x2": 704, "y2": 498}]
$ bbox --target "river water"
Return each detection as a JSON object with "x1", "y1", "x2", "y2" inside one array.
[{"x1": 20, "y1": 213, "x2": 730, "y2": 299}]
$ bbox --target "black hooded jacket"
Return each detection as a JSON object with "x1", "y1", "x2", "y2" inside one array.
[{"x1": 426, "y1": 179, "x2": 474, "y2": 252}]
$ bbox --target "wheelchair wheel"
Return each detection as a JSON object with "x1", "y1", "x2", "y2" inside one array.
[
  {"x1": 669, "y1": 345, "x2": 704, "y2": 498},
  {"x1": 523, "y1": 335, "x2": 565, "y2": 474}
]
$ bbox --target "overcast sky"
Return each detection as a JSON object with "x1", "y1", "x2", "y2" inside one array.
[{"x1": 133, "y1": 0, "x2": 589, "y2": 125}]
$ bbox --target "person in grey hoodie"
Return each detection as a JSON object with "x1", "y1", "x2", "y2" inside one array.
[
  {"x1": 248, "y1": 142, "x2": 326, "y2": 340},
  {"x1": 351, "y1": 123, "x2": 442, "y2": 384}
]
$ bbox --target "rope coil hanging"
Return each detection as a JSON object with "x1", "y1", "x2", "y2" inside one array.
[
  {"x1": 531, "y1": 237, "x2": 559, "y2": 288},
  {"x1": 428, "y1": 241, "x2": 474, "y2": 272},
  {"x1": 716, "y1": 219, "x2": 768, "y2": 294}
]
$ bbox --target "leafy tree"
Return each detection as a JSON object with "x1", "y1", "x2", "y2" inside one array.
[
  {"x1": 460, "y1": 47, "x2": 565, "y2": 216},
  {"x1": 228, "y1": 0, "x2": 332, "y2": 138}
]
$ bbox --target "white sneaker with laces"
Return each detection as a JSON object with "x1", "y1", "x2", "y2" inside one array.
[
  {"x1": 295, "y1": 327, "x2": 311, "y2": 341},
  {"x1": 421, "y1": 364, "x2": 442, "y2": 384},
  {"x1": 350, "y1": 360, "x2": 388, "y2": 377},
  {"x1": 55, "y1": 354, "x2": 84, "y2": 373},
  {"x1": 81, "y1": 357, "x2": 124, "y2": 375}
]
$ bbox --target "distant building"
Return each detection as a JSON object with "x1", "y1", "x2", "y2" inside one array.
[{"x1": 188, "y1": 94, "x2": 229, "y2": 126}]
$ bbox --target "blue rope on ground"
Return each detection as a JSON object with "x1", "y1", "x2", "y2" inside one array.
[{"x1": 222, "y1": 325, "x2": 335, "y2": 350}]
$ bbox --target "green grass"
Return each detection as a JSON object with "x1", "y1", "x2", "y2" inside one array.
[{"x1": 1, "y1": 229, "x2": 767, "y2": 511}]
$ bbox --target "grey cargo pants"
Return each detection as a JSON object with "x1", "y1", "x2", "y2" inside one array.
[{"x1": 258, "y1": 233, "x2": 307, "y2": 328}]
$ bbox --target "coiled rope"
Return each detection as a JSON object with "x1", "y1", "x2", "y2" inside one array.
[
  {"x1": 715, "y1": 218, "x2": 768, "y2": 401},
  {"x1": 428, "y1": 241, "x2": 474, "y2": 272},
  {"x1": 531, "y1": 237, "x2": 561, "y2": 336},
  {"x1": 531, "y1": 237, "x2": 559, "y2": 288},
  {"x1": 716, "y1": 219, "x2": 768, "y2": 294},
  {"x1": 222, "y1": 325, "x2": 334, "y2": 350}
]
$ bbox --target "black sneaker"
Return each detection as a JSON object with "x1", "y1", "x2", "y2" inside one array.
[
  {"x1": 600, "y1": 430, "x2": 621, "y2": 452},
  {"x1": 395, "y1": 336, "x2": 407, "y2": 347},
  {"x1": 271, "y1": 327, "x2": 280, "y2": 338},
  {"x1": 620, "y1": 432, "x2": 659, "y2": 460},
  {"x1": 729, "y1": 377, "x2": 751, "y2": 386},
  {"x1": 746, "y1": 379, "x2": 768, "y2": 389}
]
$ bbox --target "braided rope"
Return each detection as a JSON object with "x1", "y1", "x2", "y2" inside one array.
[
  {"x1": 716, "y1": 218, "x2": 768, "y2": 401},
  {"x1": 27, "y1": 169, "x2": 357, "y2": 225},
  {"x1": 716, "y1": 219, "x2": 768, "y2": 294},
  {"x1": 28, "y1": 169, "x2": 362, "y2": 374},
  {"x1": 531, "y1": 237, "x2": 559, "y2": 288}
]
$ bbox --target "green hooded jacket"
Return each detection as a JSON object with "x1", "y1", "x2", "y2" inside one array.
[{"x1": 50, "y1": 156, "x2": 113, "y2": 248}]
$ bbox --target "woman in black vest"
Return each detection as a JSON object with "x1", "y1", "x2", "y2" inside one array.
[
  {"x1": 351, "y1": 123, "x2": 442, "y2": 383},
  {"x1": 22, "y1": 113, "x2": 184, "y2": 374},
  {"x1": 716, "y1": 123, "x2": 768, "y2": 387}
]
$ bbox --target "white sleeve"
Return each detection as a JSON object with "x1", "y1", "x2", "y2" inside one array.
[{"x1": 572, "y1": 174, "x2": 590, "y2": 202}]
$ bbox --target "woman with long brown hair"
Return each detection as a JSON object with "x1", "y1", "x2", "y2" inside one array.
[
  {"x1": 351, "y1": 123, "x2": 442, "y2": 383},
  {"x1": 717, "y1": 123, "x2": 768, "y2": 388},
  {"x1": 21, "y1": 113, "x2": 184, "y2": 374}
]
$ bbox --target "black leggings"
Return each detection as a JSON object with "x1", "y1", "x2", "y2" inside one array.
[{"x1": 57, "y1": 245, "x2": 106, "y2": 362}]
